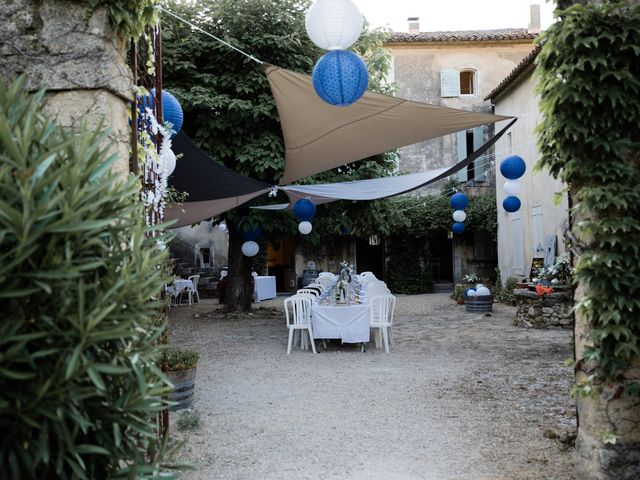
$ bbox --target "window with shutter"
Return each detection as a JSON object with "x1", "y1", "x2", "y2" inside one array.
[
  {"x1": 531, "y1": 207, "x2": 544, "y2": 257},
  {"x1": 456, "y1": 131, "x2": 467, "y2": 182},
  {"x1": 510, "y1": 213, "x2": 525, "y2": 275},
  {"x1": 441, "y1": 69, "x2": 460, "y2": 97},
  {"x1": 460, "y1": 70, "x2": 476, "y2": 95},
  {"x1": 472, "y1": 127, "x2": 485, "y2": 182}
]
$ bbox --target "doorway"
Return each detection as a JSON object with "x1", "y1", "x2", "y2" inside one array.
[
  {"x1": 356, "y1": 236, "x2": 384, "y2": 279},
  {"x1": 428, "y1": 231, "x2": 453, "y2": 282},
  {"x1": 267, "y1": 238, "x2": 296, "y2": 292}
]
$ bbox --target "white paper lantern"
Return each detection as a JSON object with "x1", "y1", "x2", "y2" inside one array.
[
  {"x1": 475, "y1": 284, "x2": 484, "y2": 290},
  {"x1": 466, "y1": 289, "x2": 477, "y2": 297},
  {"x1": 503, "y1": 180, "x2": 522, "y2": 196},
  {"x1": 161, "y1": 147, "x2": 176, "y2": 176},
  {"x1": 452, "y1": 210, "x2": 467, "y2": 222},
  {"x1": 241, "y1": 240, "x2": 259, "y2": 257},
  {"x1": 476, "y1": 286, "x2": 491, "y2": 296},
  {"x1": 305, "y1": 0, "x2": 364, "y2": 51},
  {"x1": 219, "y1": 222, "x2": 227, "y2": 233},
  {"x1": 298, "y1": 221, "x2": 313, "y2": 235}
]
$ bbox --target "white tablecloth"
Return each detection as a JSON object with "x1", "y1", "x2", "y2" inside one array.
[
  {"x1": 174, "y1": 279, "x2": 193, "y2": 292},
  {"x1": 254, "y1": 276, "x2": 277, "y2": 301},
  {"x1": 311, "y1": 303, "x2": 371, "y2": 343}
]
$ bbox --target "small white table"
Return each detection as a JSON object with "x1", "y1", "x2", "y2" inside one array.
[
  {"x1": 254, "y1": 276, "x2": 277, "y2": 301},
  {"x1": 311, "y1": 303, "x2": 371, "y2": 344}
]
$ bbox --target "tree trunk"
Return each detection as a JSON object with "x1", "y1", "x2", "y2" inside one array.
[{"x1": 223, "y1": 218, "x2": 253, "y2": 313}]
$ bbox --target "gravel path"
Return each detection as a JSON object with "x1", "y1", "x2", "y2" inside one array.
[{"x1": 168, "y1": 293, "x2": 575, "y2": 480}]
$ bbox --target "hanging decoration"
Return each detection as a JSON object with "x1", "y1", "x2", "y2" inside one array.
[
  {"x1": 451, "y1": 222, "x2": 465, "y2": 234},
  {"x1": 312, "y1": 50, "x2": 368, "y2": 106},
  {"x1": 237, "y1": 219, "x2": 262, "y2": 242},
  {"x1": 450, "y1": 192, "x2": 468, "y2": 235},
  {"x1": 503, "y1": 196, "x2": 522, "y2": 213},
  {"x1": 142, "y1": 88, "x2": 184, "y2": 137},
  {"x1": 452, "y1": 210, "x2": 466, "y2": 222},
  {"x1": 305, "y1": 0, "x2": 368, "y2": 107},
  {"x1": 499, "y1": 155, "x2": 526, "y2": 180},
  {"x1": 503, "y1": 179, "x2": 522, "y2": 196},
  {"x1": 499, "y1": 155, "x2": 526, "y2": 213},
  {"x1": 293, "y1": 198, "x2": 316, "y2": 221},
  {"x1": 298, "y1": 221, "x2": 313, "y2": 235},
  {"x1": 305, "y1": 0, "x2": 364, "y2": 51},
  {"x1": 241, "y1": 240, "x2": 259, "y2": 257}
]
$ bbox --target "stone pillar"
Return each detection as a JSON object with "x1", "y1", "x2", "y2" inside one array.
[{"x1": 0, "y1": 0, "x2": 133, "y2": 175}]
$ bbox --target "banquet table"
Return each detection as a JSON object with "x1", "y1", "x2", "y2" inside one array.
[
  {"x1": 174, "y1": 279, "x2": 193, "y2": 293},
  {"x1": 254, "y1": 275, "x2": 277, "y2": 301},
  {"x1": 311, "y1": 302, "x2": 371, "y2": 343}
]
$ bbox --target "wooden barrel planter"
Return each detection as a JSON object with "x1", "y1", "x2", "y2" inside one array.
[
  {"x1": 167, "y1": 368, "x2": 197, "y2": 412},
  {"x1": 464, "y1": 294, "x2": 493, "y2": 313}
]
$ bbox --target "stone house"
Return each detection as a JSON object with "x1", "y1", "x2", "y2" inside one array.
[
  {"x1": 381, "y1": 13, "x2": 541, "y2": 285},
  {"x1": 485, "y1": 45, "x2": 569, "y2": 284}
]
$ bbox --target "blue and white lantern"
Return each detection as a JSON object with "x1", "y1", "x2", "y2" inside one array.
[
  {"x1": 499, "y1": 155, "x2": 526, "y2": 180},
  {"x1": 298, "y1": 221, "x2": 313, "y2": 235},
  {"x1": 293, "y1": 199, "x2": 316, "y2": 222},
  {"x1": 305, "y1": 0, "x2": 363, "y2": 51},
  {"x1": 503, "y1": 196, "x2": 521, "y2": 213},
  {"x1": 452, "y1": 222, "x2": 465, "y2": 234},
  {"x1": 312, "y1": 50, "x2": 369, "y2": 106},
  {"x1": 449, "y1": 192, "x2": 469, "y2": 210},
  {"x1": 241, "y1": 241, "x2": 259, "y2": 257},
  {"x1": 452, "y1": 210, "x2": 466, "y2": 222}
]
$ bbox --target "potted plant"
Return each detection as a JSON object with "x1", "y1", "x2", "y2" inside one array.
[{"x1": 164, "y1": 348, "x2": 200, "y2": 412}]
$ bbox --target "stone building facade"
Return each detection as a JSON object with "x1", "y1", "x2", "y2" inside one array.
[
  {"x1": 485, "y1": 46, "x2": 569, "y2": 284},
  {"x1": 383, "y1": 22, "x2": 539, "y2": 284}
]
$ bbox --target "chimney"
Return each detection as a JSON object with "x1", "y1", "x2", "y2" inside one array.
[
  {"x1": 407, "y1": 17, "x2": 420, "y2": 34},
  {"x1": 528, "y1": 4, "x2": 541, "y2": 34}
]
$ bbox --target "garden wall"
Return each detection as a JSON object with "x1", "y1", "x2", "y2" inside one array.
[
  {"x1": 514, "y1": 289, "x2": 572, "y2": 329},
  {"x1": 0, "y1": 0, "x2": 132, "y2": 175}
]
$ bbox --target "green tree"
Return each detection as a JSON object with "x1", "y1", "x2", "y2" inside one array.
[
  {"x1": 161, "y1": 0, "x2": 397, "y2": 311},
  {"x1": 0, "y1": 78, "x2": 175, "y2": 478}
]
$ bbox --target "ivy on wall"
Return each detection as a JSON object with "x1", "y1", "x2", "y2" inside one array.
[
  {"x1": 87, "y1": 0, "x2": 159, "y2": 40},
  {"x1": 536, "y1": 1, "x2": 640, "y2": 391}
]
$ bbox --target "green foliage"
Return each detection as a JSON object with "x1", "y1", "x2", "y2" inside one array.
[
  {"x1": 0, "y1": 77, "x2": 175, "y2": 478},
  {"x1": 164, "y1": 349, "x2": 199, "y2": 372},
  {"x1": 386, "y1": 236, "x2": 433, "y2": 294},
  {"x1": 176, "y1": 409, "x2": 200, "y2": 432},
  {"x1": 87, "y1": 0, "x2": 159, "y2": 40},
  {"x1": 495, "y1": 277, "x2": 518, "y2": 305},
  {"x1": 536, "y1": 2, "x2": 640, "y2": 385}
]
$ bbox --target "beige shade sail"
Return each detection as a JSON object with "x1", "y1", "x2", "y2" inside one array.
[{"x1": 265, "y1": 64, "x2": 512, "y2": 184}]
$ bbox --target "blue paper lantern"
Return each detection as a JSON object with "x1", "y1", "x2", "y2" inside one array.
[
  {"x1": 237, "y1": 219, "x2": 262, "y2": 241},
  {"x1": 161, "y1": 90, "x2": 184, "y2": 136},
  {"x1": 452, "y1": 222, "x2": 465, "y2": 234},
  {"x1": 339, "y1": 224, "x2": 350, "y2": 236},
  {"x1": 139, "y1": 89, "x2": 184, "y2": 137},
  {"x1": 503, "y1": 196, "x2": 521, "y2": 213},
  {"x1": 293, "y1": 199, "x2": 316, "y2": 222},
  {"x1": 499, "y1": 155, "x2": 526, "y2": 180},
  {"x1": 312, "y1": 50, "x2": 369, "y2": 106},
  {"x1": 449, "y1": 192, "x2": 469, "y2": 210}
]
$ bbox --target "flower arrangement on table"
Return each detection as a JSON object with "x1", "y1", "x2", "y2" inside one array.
[
  {"x1": 535, "y1": 253, "x2": 572, "y2": 286},
  {"x1": 463, "y1": 273, "x2": 480, "y2": 284}
]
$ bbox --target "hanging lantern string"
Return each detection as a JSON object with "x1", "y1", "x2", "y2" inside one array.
[{"x1": 160, "y1": 7, "x2": 264, "y2": 65}]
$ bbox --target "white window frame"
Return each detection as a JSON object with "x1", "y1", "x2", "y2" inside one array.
[{"x1": 459, "y1": 69, "x2": 478, "y2": 96}]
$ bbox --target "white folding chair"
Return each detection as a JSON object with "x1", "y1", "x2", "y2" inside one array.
[
  {"x1": 369, "y1": 294, "x2": 396, "y2": 353},
  {"x1": 284, "y1": 295, "x2": 316, "y2": 354}
]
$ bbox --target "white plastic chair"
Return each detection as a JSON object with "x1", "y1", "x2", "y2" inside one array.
[
  {"x1": 369, "y1": 294, "x2": 396, "y2": 353},
  {"x1": 297, "y1": 288, "x2": 320, "y2": 297},
  {"x1": 359, "y1": 271, "x2": 375, "y2": 278},
  {"x1": 179, "y1": 275, "x2": 200, "y2": 305},
  {"x1": 318, "y1": 272, "x2": 335, "y2": 279},
  {"x1": 284, "y1": 295, "x2": 316, "y2": 354}
]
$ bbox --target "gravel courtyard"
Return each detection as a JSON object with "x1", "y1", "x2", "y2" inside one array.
[{"x1": 168, "y1": 293, "x2": 576, "y2": 480}]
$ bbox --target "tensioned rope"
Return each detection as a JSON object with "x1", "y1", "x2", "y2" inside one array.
[{"x1": 160, "y1": 7, "x2": 263, "y2": 64}]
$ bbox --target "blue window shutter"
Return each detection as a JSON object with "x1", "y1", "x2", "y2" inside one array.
[
  {"x1": 456, "y1": 131, "x2": 467, "y2": 182},
  {"x1": 472, "y1": 127, "x2": 485, "y2": 181},
  {"x1": 441, "y1": 69, "x2": 460, "y2": 97}
]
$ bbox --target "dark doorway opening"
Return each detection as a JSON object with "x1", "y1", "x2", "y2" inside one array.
[
  {"x1": 356, "y1": 237, "x2": 384, "y2": 279},
  {"x1": 429, "y1": 231, "x2": 453, "y2": 282}
]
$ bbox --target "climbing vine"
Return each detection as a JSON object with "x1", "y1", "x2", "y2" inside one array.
[
  {"x1": 87, "y1": 0, "x2": 159, "y2": 40},
  {"x1": 536, "y1": 1, "x2": 640, "y2": 391}
]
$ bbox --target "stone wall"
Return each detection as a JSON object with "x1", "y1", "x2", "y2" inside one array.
[
  {"x1": 514, "y1": 289, "x2": 573, "y2": 329},
  {"x1": 0, "y1": 0, "x2": 133, "y2": 175}
]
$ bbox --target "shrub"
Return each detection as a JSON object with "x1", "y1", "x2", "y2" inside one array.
[
  {"x1": 164, "y1": 349, "x2": 200, "y2": 371},
  {"x1": 0, "y1": 77, "x2": 175, "y2": 478},
  {"x1": 495, "y1": 277, "x2": 518, "y2": 305}
]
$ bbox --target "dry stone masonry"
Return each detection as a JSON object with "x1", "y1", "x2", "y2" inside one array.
[{"x1": 513, "y1": 289, "x2": 573, "y2": 329}]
